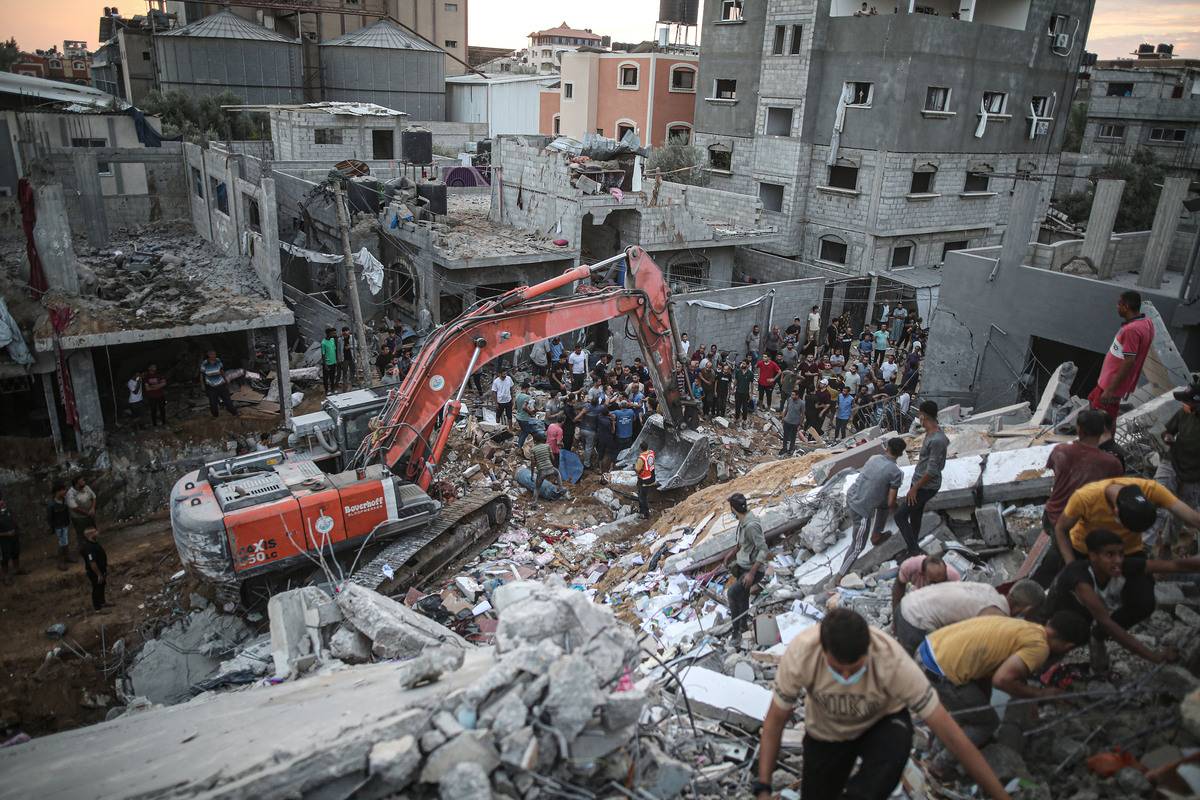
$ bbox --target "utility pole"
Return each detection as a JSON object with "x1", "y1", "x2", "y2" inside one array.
[{"x1": 333, "y1": 181, "x2": 371, "y2": 387}]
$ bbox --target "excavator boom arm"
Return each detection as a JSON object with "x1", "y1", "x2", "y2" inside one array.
[{"x1": 372, "y1": 247, "x2": 684, "y2": 485}]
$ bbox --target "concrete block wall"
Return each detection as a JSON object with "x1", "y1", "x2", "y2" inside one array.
[
  {"x1": 41, "y1": 149, "x2": 190, "y2": 232},
  {"x1": 692, "y1": 131, "x2": 759, "y2": 197},
  {"x1": 611, "y1": 276, "x2": 826, "y2": 363},
  {"x1": 655, "y1": 182, "x2": 764, "y2": 231}
]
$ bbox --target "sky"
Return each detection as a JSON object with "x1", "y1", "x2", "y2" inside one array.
[{"x1": 2, "y1": 0, "x2": 1196, "y2": 59}]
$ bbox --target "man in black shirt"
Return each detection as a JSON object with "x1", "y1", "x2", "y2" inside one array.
[
  {"x1": 1047, "y1": 529, "x2": 1200, "y2": 669},
  {"x1": 80, "y1": 526, "x2": 109, "y2": 611},
  {"x1": 1097, "y1": 412, "x2": 1127, "y2": 473},
  {"x1": 0, "y1": 497, "x2": 25, "y2": 583}
]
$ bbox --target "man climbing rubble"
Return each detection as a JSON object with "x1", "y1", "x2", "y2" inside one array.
[
  {"x1": 756, "y1": 608, "x2": 1013, "y2": 800},
  {"x1": 896, "y1": 579, "x2": 1045, "y2": 654},
  {"x1": 839, "y1": 437, "x2": 906, "y2": 575},
  {"x1": 1043, "y1": 477, "x2": 1200, "y2": 593},
  {"x1": 1151, "y1": 381, "x2": 1200, "y2": 556},
  {"x1": 1046, "y1": 529, "x2": 1200, "y2": 669},
  {"x1": 527, "y1": 432, "x2": 561, "y2": 510},
  {"x1": 1031, "y1": 409, "x2": 1124, "y2": 586},
  {"x1": 893, "y1": 400, "x2": 948, "y2": 556},
  {"x1": 722, "y1": 493, "x2": 766, "y2": 643},
  {"x1": 918, "y1": 611, "x2": 1090, "y2": 765},
  {"x1": 891, "y1": 553, "x2": 960, "y2": 625}
]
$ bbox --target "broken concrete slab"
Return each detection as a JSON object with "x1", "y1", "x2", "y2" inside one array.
[
  {"x1": 676, "y1": 666, "x2": 772, "y2": 729},
  {"x1": 329, "y1": 625, "x2": 373, "y2": 664},
  {"x1": 544, "y1": 654, "x2": 602, "y2": 741},
  {"x1": 975, "y1": 503, "x2": 1009, "y2": 547},
  {"x1": 1029, "y1": 362, "x2": 1077, "y2": 426},
  {"x1": 960, "y1": 402, "x2": 1031, "y2": 428},
  {"x1": 420, "y1": 730, "x2": 500, "y2": 784},
  {"x1": 439, "y1": 761, "x2": 493, "y2": 799},
  {"x1": 269, "y1": 586, "x2": 334, "y2": 676},
  {"x1": 336, "y1": 582, "x2": 469, "y2": 660},
  {"x1": 368, "y1": 735, "x2": 421, "y2": 794},
  {"x1": 980, "y1": 445, "x2": 1055, "y2": 504},
  {"x1": 128, "y1": 606, "x2": 253, "y2": 704},
  {"x1": 809, "y1": 435, "x2": 893, "y2": 485}
]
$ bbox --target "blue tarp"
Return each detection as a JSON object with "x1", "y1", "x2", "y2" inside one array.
[{"x1": 558, "y1": 450, "x2": 583, "y2": 484}]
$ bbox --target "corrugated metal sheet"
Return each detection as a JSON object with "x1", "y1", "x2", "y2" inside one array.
[
  {"x1": 320, "y1": 19, "x2": 441, "y2": 52},
  {"x1": 320, "y1": 23, "x2": 445, "y2": 119},
  {"x1": 154, "y1": 33, "x2": 303, "y2": 105},
  {"x1": 158, "y1": 10, "x2": 296, "y2": 43}
]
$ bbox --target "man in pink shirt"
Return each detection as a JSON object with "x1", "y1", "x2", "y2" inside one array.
[
  {"x1": 1089, "y1": 290, "x2": 1154, "y2": 420},
  {"x1": 892, "y1": 554, "x2": 960, "y2": 628},
  {"x1": 546, "y1": 421, "x2": 564, "y2": 465}
]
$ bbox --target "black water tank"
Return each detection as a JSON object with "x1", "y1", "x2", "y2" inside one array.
[
  {"x1": 401, "y1": 129, "x2": 433, "y2": 165},
  {"x1": 417, "y1": 183, "x2": 447, "y2": 216},
  {"x1": 658, "y1": 0, "x2": 699, "y2": 24}
]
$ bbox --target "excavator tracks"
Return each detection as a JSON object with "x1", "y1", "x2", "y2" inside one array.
[{"x1": 350, "y1": 488, "x2": 511, "y2": 596}]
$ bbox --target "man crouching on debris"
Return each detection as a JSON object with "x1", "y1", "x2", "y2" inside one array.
[
  {"x1": 918, "y1": 610, "x2": 1090, "y2": 771},
  {"x1": 723, "y1": 493, "x2": 766, "y2": 642},
  {"x1": 756, "y1": 608, "x2": 1012, "y2": 800}
]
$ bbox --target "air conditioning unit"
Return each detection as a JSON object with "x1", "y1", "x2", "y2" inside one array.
[{"x1": 1055, "y1": 33, "x2": 1070, "y2": 49}]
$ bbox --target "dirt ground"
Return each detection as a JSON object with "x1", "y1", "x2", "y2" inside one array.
[{"x1": 0, "y1": 512, "x2": 187, "y2": 737}]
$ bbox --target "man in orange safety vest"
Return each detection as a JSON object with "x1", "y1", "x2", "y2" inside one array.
[{"x1": 635, "y1": 442, "x2": 656, "y2": 520}]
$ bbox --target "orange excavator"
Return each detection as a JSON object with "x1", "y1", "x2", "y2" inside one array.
[{"x1": 170, "y1": 247, "x2": 710, "y2": 602}]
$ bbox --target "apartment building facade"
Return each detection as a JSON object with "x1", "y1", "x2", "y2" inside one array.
[
  {"x1": 543, "y1": 49, "x2": 699, "y2": 146},
  {"x1": 525, "y1": 23, "x2": 606, "y2": 74},
  {"x1": 11, "y1": 42, "x2": 93, "y2": 86},
  {"x1": 1081, "y1": 59, "x2": 1200, "y2": 179},
  {"x1": 692, "y1": 0, "x2": 1094, "y2": 273}
]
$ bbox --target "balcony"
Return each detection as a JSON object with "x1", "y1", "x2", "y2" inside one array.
[{"x1": 830, "y1": 0, "x2": 1031, "y2": 31}]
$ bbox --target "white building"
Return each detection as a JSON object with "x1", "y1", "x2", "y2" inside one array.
[{"x1": 446, "y1": 74, "x2": 560, "y2": 137}]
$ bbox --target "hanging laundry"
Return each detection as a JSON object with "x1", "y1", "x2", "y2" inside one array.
[
  {"x1": 355, "y1": 248, "x2": 384, "y2": 295},
  {"x1": 827, "y1": 84, "x2": 855, "y2": 167}
]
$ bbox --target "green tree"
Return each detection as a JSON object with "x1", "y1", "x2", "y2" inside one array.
[
  {"x1": 645, "y1": 142, "x2": 709, "y2": 187},
  {"x1": 0, "y1": 38, "x2": 20, "y2": 73},
  {"x1": 1057, "y1": 148, "x2": 1167, "y2": 232},
  {"x1": 139, "y1": 89, "x2": 268, "y2": 143},
  {"x1": 1062, "y1": 101, "x2": 1087, "y2": 153}
]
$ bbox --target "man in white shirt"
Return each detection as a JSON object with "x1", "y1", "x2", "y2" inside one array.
[
  {"x1": 491, "y1": 366, "x2": 515, "y2": 428},
  {"x1": 880, "y1": 354, "x2": 899, "y2": 382},
  {"x1": 896, "y1": 388, "x2": 912, "y2": 432},
  {"x1": 127, "y1": 371, "x2": 145, "y2": 427},
  {"x1": 805, "y1": 305, "x2": 822, "y2": 352},
  {"x1": 568, "y1": 345, "x2": 589, "y2": 391},
  {"x1": 679, "y1": 333, "x2": 691, "y2": 358}
]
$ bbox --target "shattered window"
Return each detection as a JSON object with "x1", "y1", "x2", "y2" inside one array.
[
  {"x1": 245, "y1": 195, "x2": 262, "y2": 233},
  {"x1": 766, "y1": 107, "x2": 793, "y2": 136},
  {"x1": 827, "y1": 165, "x2": 859, "y2": 191},
  {"x1": 759, "y1": 182, "x2": 785, "y2": 212},
  {"x1": 721, "y1": 0, "x2": 744, "y2": 21},
  {"x1": 713, "y1": 79, "x2": 737, "y2": 100},
  {"x1": 982, "y1": 91, "x2": 1007, "y2": 114},
  {"x1": 210, "y1": 178, "x2": 229, "y2": 215},
  {"x1": 925, "y1": 86, "x2": 950, "y2": 112},
  {"x1": 708, "y1": 144, "x2": 732, "y2": 171},
  {"x1": 314, "y1": 128, "x2": 344, "y2": 145},
  {"x1": 891, "y1": 244, "x2": 913, "y2": 267},
  {"x1": 819, "y1": 237, "x2": 848, "y2": 264},
  {"x1": 963, "y1": 171, "x2": 991, "y2": 193},
  {"x1": 910, "y1": 170, "x2": 934, "y2": 194}
]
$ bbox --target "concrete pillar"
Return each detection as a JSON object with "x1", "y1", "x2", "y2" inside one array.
[
  {"x1": 72, "y1": 153, "x2": 109, "y2": 249},
  {"x1": 40, "y1": 373, "x2": 63, "y2": 455},
  {"x1": 67, "y1": 350, "x2": 106, "y2": 453},
  {"x1": 995, "y1": 179, "x2": 1041, "y2": 277},
  {"x1": 32, "y1": 184, "x2": 79, "y2": 293},
  {"x1": 1082, "y1": 179, "x2": 1125, "y2": 279},
  {"x1": 416, "y1": 229, "x2": 440, "y2": 326},
  {"x1": 1138, "y1": 175, "x2": 1190, "y2": 289},
  {"x1": 259, "y1": 177, "x2": 283, "y2": 301},
  {"x1": 275, "y1": 326, "x2": 293, "y2": 424}
]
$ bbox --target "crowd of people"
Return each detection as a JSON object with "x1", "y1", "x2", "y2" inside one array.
[
  {"x1": 734, "y1": 291, "x2": 1200, "y2": 800},
  {"x1": 677, "y1": 304, "x2": 927, "y2": 455}
]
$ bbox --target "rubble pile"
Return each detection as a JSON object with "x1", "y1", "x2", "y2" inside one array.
[{"x1": 1, "y1": 221, "x2": 281, "y2": 339}]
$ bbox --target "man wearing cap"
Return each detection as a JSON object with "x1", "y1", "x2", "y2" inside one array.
[
  {"x1": 722, "y1": 493, "x2": 767, "y2": 642},
  {"x1": 1042, "y1": 477, "x2": 1200, "y2": 620},
  {"x1": 755, "y1": 608, "x2": 1012, "y2": 800},
  {"x1": 893, "y1": 400, "x2": 949, "y2": 556},
  {"x1": 1150, "y1": 382, "x2": 1200, "y2": 554}
]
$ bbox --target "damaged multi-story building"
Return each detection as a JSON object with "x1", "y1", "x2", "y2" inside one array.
[{"x1": 691, "y1": 0, "x2": 1095, "y2": 273}]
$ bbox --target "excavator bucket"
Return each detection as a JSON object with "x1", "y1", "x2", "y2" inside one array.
[{"x1": 618, "y1": 415, "x2": 712, "y2": 490}]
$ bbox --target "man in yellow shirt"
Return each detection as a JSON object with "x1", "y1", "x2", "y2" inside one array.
[
  {"x1": 1040, "y1": 478, "x2": 1200, "y2": 616},
  {"x1": 917, "y1": 613, "x2": 1089, "y2": 758}
]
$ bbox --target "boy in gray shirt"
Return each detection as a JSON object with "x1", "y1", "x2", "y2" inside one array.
[
  {"x1": 894, "y1": 400, "x2": 949, "y2": 556},
  {"x1": 839, "y1": 438, "x2": 907, "y2": 576}
]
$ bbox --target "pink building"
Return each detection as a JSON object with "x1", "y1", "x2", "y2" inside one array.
[{"x1": 541, "y1": 49, "x2": 698, "y2": 146}]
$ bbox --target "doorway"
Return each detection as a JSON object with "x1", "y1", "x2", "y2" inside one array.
[{"x1": 372, "y1": 130, "x2": 394, "y2": 160}]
